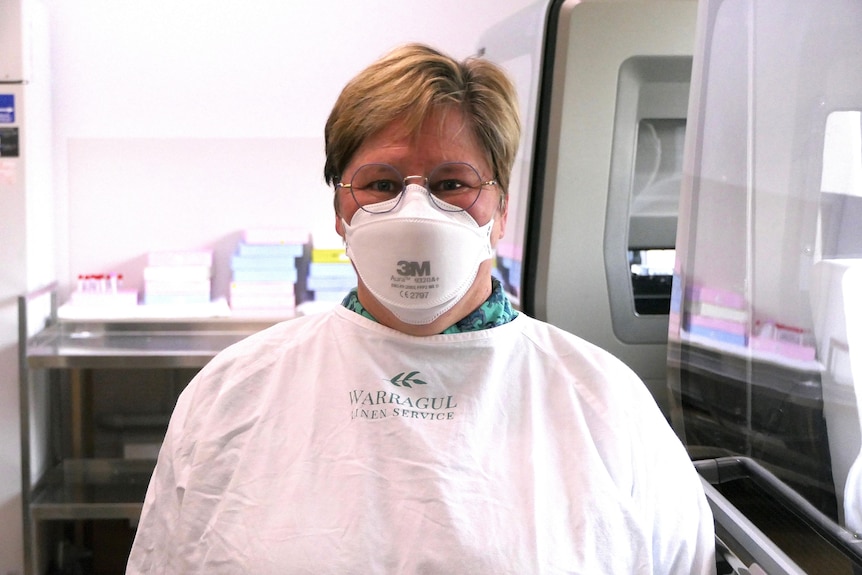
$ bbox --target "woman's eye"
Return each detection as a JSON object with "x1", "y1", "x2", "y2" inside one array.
[
  {"x1": 370, "y1": 180, "x2": 400, "y2": 193},
  {"x1": 432, "y1": 179, "x2": 465, "y2": 193}
]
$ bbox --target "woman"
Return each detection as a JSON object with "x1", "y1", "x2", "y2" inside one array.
[{"x1": 127, "y1": 43, "x2": 715, "y2": 574}]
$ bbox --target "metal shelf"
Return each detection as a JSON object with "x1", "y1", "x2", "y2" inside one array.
[
  {"x1": 19, "y1": 286, "x2": 288, "y2": 575},
  {"x1": 27, "y1": 318, "x2": 280, "y2": 369},
  {"x1": 30, "y1": 459, "x2": 155, "y2": 521}
]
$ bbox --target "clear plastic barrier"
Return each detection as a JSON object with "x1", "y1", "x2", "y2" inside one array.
[{"x1": 668, "y1": 0, "x2": 862, "y2": 552}]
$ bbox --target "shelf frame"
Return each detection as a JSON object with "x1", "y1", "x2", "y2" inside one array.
[{"x1": 19, "y1": 287, "x2": 285, "y2": 575}]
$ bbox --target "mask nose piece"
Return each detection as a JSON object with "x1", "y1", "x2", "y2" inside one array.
[{"x1": 402, "y1": 182, "x2": 433, "y2": 201}]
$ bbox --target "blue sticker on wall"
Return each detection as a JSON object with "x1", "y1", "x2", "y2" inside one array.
[{"x1": 0, "y1": 94, "x2": 15, "y2": 123}]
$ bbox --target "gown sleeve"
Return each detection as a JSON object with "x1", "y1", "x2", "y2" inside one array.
[
  {"x1": 125, "y1": 379, "x2": 197, "y2": 574},
  {"x1": 630, "y1": 381, "x2": 716, "y2": 574}
]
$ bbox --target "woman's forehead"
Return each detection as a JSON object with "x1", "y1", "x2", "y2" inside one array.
[{"x1": 350, "y1": 108, "x2": 487, "y2": 169}]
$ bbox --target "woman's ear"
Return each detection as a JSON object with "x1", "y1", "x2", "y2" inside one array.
[{"x1": 495, "y1": 195, "x2": 509, "y2": 241}]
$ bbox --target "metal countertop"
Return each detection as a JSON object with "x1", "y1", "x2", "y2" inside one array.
[{"x1": 26, "y1": 318, "x2": 287, "y2": 369}]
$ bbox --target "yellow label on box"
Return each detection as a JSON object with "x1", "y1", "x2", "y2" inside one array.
[{"x1": 312, "y1": 248, "x2": 349, "y2": 263}]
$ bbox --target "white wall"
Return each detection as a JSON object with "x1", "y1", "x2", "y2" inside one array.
[
  {"x1": 0, "y1": 1, "x2": 539, "y2": 572},
  {"x1": 48, "y1": 0, "x2": 539, "y2": 300}
]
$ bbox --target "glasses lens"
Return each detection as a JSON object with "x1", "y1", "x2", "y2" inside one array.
[
  {"x1": 350, "y1": 164, "x2": 404, "y2": 213},
  {"x1": 427, "y1": 162, "x2": 484, "y2": 212}
]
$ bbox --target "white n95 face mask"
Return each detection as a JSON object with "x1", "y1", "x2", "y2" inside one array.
[{"x1": 342, "y1": 184, "x2": 495, "y2": 325}]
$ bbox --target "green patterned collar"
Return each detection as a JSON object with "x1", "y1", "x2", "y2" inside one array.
[{"x1": 340, "y1": 277, "x2": 518, "y2": 334}]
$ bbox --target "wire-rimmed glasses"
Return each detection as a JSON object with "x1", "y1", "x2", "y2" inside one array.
[{"x1": 336, "y1": 162, "x2": 497, "y2": 213}]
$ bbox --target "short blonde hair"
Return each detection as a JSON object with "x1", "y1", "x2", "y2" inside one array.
[{"x1": 324, "y1": 43, "x2": 520, "y2": 206}]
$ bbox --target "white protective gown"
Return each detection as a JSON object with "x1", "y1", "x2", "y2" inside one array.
[{"x1": 127, "y1": 306, "x2": 715, "y2": 574}]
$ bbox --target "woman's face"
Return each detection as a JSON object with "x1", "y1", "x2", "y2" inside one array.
[
  {"x1": 333, "y1": 105, "x2": 509, "y2": 335},
  {"x1": 335, "y1": 106, "x2": 507, "y2": 242}
]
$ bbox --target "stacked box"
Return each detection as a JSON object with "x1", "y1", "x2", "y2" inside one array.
[
  {"x1": 684, "y1": 285, "x2": 749, "y2": 347},
  {"x1": 144, "y1": 251, "x2": 212, "y2": 305},
  {"x1": 308, "y1": 247, "x2": 356, "y2": 303},
  {"x1": 496, "y1": 255, "x2": 521, "y2": 297},
  {"x1": 683, "y1": 284, "x2": 817, "y2": 362},
  {"x1": 751, "y1": 321, "x2": 817, "y2": 362},
  {"x1": 229, "y1": 229, "x2": 309, "y2": 313},
  {"x1": 495, "y1": 242, "x2": 522, "y2": 298}
]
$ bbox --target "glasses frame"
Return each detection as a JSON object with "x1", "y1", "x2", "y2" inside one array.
[{"x1": 336, "y1": 161, "x2": 498, "y2": 214}]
